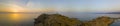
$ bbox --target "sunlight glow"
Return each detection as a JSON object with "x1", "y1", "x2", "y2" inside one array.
[
  {"x1": 12, "y1": 9, "x2": 19, "y2": 12},
  {"x1": 11, "y1": 14, "x2": 20, "y2": 22},
  {"x1": 9, "y1": 4, "x2": 25, "y2": 12}
]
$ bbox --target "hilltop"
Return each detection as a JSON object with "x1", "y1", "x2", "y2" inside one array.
[{"x1": 34, "y1": 14, "x2": 120, "y2": 26}]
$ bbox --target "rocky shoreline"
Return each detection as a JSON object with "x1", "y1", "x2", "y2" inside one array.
[{"x1": 34, "y1": 14, "x2": 120, "y2": 26}]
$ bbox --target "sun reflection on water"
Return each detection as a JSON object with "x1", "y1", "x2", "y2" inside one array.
[{"x1": 10, "y1": 13, "x2": 20, "y2": 22}]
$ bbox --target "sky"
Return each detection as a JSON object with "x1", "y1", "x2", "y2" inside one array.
[{"x1": 0, "y1": 0, "x2": 120, "y2": 12}]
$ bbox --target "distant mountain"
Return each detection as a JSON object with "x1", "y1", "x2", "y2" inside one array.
[
  {"x1": 94, "y1": 12, "x2": 120, "y2": 14},
  {"x1": 106, "y1": 12, "x2": 120, "y2": 14}
]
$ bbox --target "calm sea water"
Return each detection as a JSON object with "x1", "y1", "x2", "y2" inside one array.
[
  {"x1": 0, "y1": 12, "x2": 120, "y2": 26},
  {"x1": 0, "y1": 13, "x2": 40, "y2": 26}
]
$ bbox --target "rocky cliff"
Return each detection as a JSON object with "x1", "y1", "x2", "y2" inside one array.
[{"x1": 34, "y1": 14, "x2": 120, "y2": 26}]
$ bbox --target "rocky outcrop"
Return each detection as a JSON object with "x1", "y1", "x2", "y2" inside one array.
[
  {"x1": 34, "y1": 14, "x2": 120, "y2": 26},
  {"x1": 80, "y1": 16, "x2": 118, "y2": 26},
  {"x1": 34, "y1": 14, "x2": 81, "y2": 26}
]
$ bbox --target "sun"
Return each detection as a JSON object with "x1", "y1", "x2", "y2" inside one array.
[
  {"x1": 12, "y1": 9, "x2": 19, "y2": 12},
  {"x1": 9, "y1": 4, "x2": 24, "y2": 12}
]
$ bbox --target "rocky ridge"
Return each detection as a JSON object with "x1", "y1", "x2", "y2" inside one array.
[{"x1": 34, "y1": 14, "x2": 120, "y2": 26}]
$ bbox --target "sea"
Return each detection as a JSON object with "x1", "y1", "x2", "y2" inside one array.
[{"x1": 0, "y1": 12, "x2": 120, "y2": 26}]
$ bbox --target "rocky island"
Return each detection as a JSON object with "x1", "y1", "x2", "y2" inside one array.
[{"x1": 34, "y1": 14, "x2": 120, "y2": 26}]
